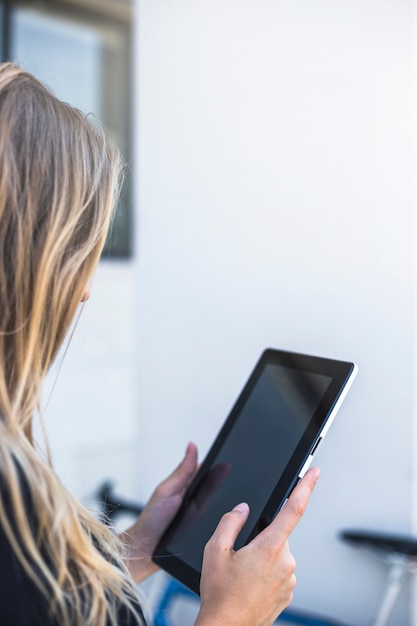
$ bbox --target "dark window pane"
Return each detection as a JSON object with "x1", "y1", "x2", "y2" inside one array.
[{"x1": 9, "y1": 1, "x2": 132, "y2": 257}]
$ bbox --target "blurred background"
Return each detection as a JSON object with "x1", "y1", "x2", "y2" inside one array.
[{"x1": 2, "y1": 0, "x2": 416, "y2": 624}]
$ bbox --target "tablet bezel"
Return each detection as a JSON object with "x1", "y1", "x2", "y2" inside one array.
[{"x1": 152, "y1": 348, "x2": 357, "y2": 595}]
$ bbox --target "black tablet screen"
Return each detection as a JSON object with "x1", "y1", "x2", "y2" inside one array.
[{"x1": 165, "y1": 363, "x2": 332, "y2": 572}]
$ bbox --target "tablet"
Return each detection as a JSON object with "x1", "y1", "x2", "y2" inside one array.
[{"x1": 152, "y1": 348, "x2": 357, "y2": 595}]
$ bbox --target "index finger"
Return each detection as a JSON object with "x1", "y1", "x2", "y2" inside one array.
[{"x1": 269, "y1": 467, "x2": 320, "y2": 540}]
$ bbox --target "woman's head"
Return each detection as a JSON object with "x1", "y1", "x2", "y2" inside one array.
[
  {"x1": 0, "y1": 64, "x2": 142, "y2": 626},
  {"x1": 0, "y1": 62, "x2": 123, "y2": 433}
]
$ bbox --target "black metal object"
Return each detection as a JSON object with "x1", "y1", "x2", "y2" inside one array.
[
  {"x1": 340, "y1": 528, "x2": 417, "y2": 626},
  {"x1": 96, "y1": 480, "x2": 143, "y2": 524},
  {"x1": 340, "y1": 529, "x2": 417, "y2": 558}
]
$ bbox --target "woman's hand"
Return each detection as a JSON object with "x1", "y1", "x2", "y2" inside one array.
[
  {"x1": 119, "y1": 443, "x2": 198, "y2": 583},
  {"x1": 195, "y1": 467, "x2": 320, "y2": 626}
]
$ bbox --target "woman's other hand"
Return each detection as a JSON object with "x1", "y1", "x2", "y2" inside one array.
[
  {"x1": 119, "y1": 442, "x2": 198, "y2": 583},
  {"x1": 195, "y1": 467, "x2": 320, "y2": 626}
]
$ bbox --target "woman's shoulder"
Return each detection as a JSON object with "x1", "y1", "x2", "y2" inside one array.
[{"x1": 0, "y1": 469, "x2": 146, "y2": 626}]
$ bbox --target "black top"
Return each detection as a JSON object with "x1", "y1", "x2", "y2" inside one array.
[{"x1": 0, "y1": 479, "x2": 146, "y2": 626}]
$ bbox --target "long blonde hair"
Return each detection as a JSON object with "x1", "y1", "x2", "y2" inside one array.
[{"x1": 0, "y1": 63, "x2": 143, "y2": 625}]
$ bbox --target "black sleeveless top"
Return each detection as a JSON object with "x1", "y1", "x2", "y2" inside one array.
[{"x1": 0, "y1": 477, "x2": 146, "y2": 626}]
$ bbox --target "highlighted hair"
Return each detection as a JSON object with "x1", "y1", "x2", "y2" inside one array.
[{"x1": 0, "y1": 63, "x2": 143, "y2": 625}]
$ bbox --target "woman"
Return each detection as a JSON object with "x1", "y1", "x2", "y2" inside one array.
[{"x1": 0, "y1": 62, "x2": 319, "y2": 626}]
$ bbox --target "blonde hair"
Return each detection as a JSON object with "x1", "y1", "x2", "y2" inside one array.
[{"x1": 0, "y1": 63, "x2": 143, "y2": 625}]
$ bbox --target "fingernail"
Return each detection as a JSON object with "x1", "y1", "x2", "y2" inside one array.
[
  {"x1": 308, "y1": 467, "x2": 321, "y2": 480},
  {"x1": 233, "y1": 502, "x2": 249, "y2": 513}
]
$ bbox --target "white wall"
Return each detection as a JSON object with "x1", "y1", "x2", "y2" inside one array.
[
  {"x1": 42, "y1": 262, "x2": 138, "y2": 511},
  {"x1": 135, "y1": 1, "x2": 416, "y2": 624}
]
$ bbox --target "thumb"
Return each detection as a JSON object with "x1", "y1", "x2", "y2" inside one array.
[
  {"x1": 157, "y1": 442, "x2": 198, "y2": 498},
  {"x1": 208, "y1": 503, "x2": 250, "y2": 552}
]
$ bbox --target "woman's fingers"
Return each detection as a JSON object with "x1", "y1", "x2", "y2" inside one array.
[
  {"x1": 269, "y1": 467, "x2": 320, "y2": 540},
  {"x1": 206, "y1": 502, "x2": 250, "y2": 553},
  {"x1": 198, "y1": 467, "x2": 320, "y2": 626}
]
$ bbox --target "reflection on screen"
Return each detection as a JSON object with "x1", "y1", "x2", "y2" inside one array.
[{"x1": 167, "y1": 364, "x2": 332, "y2": 572}]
